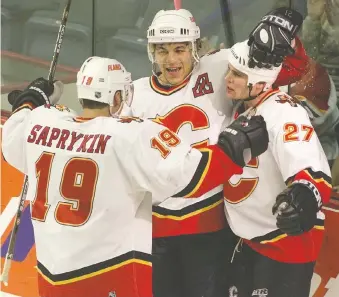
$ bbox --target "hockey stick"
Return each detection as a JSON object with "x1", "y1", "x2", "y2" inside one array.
[
  {"x1": 0, "y1": 0, "x2": 72, "y2": 286},
  {"x1": 220, "y1": 0, "x2": 235, "y2": 47},
  {"x1": 47, "y1": 0, "x2": 72, "y2": 83}
]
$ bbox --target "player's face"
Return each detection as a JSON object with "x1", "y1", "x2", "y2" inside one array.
[
  {"x1": 154, "y1": 42, "x2": 194, "y2": 85},
  {"x1": 110, "y1": 91, "x2": 123, "y2": 116},
  {"x1": 225, "y1": 64, "x2": 251, "y2": 100}
]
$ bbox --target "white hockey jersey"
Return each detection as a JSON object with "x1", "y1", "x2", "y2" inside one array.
[
  {"x1": 280, "y1": 59, "x2": 339, "y2": 162},
  {"x1": 2, "y1": 104, "x2": 241, "y2": 297},
  {"x1": 126, "y1": 49, "x2": 236, "y2": 237},
  {"x1": 225, "y1": 89, "x2": 332, "y2": 263}
]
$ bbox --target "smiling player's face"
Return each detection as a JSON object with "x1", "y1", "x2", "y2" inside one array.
[{"x1": 154, "y1": 42, "x2": 194, "y2": 86}]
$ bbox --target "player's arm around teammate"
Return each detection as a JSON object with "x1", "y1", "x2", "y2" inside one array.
[{"x1": 3, "y1": 60, "x2": 270, "y2": 205}]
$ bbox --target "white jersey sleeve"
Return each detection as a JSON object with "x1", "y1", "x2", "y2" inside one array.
[
  {"x1": 270, "y1": 104, "x2": 331, "y2": 180},
  {"x1": 129, "y1": 121, "x2": 202, "y2": 204},
  {"x1": 2, "y1": 109, "x2": 31, "y2": 174},
  {"x1": 114, "y1": 118, "x2": 242, "y2": 205},
  {"x1": 2, "y1": 105, "x2": 77, "y2": 175},
  {"x1": 280, "y1": 60, "x2": 339, "y2": 162},
  {"x1": 264, "y1": 94, "x2": 332, "y2": 203}
]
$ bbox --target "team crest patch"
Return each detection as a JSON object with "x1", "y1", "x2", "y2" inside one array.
[
  {"x1": 53, "y1": 104, "x2": 71, "y2": 112},
  {"x1": 117, "y1": 116, "x2": 144, "y2": 123},
  {"x1": 275, "y1": 94, "x2": 298, "y2": 107}
]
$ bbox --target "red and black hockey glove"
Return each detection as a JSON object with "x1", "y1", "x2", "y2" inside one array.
[
  {"x1": 272, "y1": 182, "x2": 320, "y2": 236},
  {"x1": 217, "y1": 115, "x2": 269, "y2": 167}
]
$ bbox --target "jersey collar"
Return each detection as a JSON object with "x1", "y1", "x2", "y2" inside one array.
[
  {"x1": 149, "y1": 74, "x2": 191, "y2": 96},
  {"x1": 73, "y1": 116, "x2": 95, "y2": 123}
]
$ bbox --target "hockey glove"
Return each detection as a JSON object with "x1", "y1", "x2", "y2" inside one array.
[
  {"x1": 272, "y1": 182, "x2": 320, "y2": 236},
  {"x1": 217, "y1": 115, "x2": 269, "y2": 167},
  {"x1": 248, "y1": 7, "x2": 303, "y2": 68},
  {"x1": 9, "y1": 78, "x2": 63, "y2": 112}
]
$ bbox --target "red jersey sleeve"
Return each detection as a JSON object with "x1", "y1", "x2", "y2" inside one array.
[{"x1": 274, "y1": 37, "x2": 311, "y2": 87}]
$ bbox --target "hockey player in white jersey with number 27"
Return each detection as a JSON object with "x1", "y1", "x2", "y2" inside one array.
[
  {"x1": 2, "y1": 56, "x2": 269, "y2": 297},
  {"x1": 224, "y1": 40, "x2": 332, "y2": 297}
]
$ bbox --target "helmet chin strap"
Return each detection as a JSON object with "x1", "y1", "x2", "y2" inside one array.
[
  {"x1": 110, "y1": 104, "x2": 123, "y2": 117},
  {"x1": 242, "y1": 83, "x2": 265, "y2": 102}
]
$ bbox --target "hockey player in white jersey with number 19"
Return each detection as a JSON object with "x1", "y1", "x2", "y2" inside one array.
[
  {"x1": 125, "y1": 7, "x2": 309, "y2": 297},
  {"x1": 224, "y1": 40, "x2": 332, "y2": 297},
  {"x1": 2, "y1": 56, "x2": 269, "y2": 297}
]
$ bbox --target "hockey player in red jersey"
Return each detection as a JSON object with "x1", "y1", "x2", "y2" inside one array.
[
  {"x1": 2, "y1": 56, "x2": 269, "y2": 297},
  {"x1": 224, "y1": 40, "x2": 332, "y2": 297},
  {"x1": 124, "y1": 6, "x2": 312, "y2": 297}
]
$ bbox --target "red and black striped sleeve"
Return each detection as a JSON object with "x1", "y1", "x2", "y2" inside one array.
[
  {"x1": 173, "y1": 145, "x2": 243, "y2": 198},
  {"x1": 286, "y1": 167, "x2": 332, "y2": 205}
]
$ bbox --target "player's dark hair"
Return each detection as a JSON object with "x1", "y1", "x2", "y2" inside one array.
[{"x1": 81, "y1": 99, "x2": 108, "y2": 109}]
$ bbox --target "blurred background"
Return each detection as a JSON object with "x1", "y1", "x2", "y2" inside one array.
[{"x1": 1, "y1": 0, "x2": 337, "y2": 109}]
